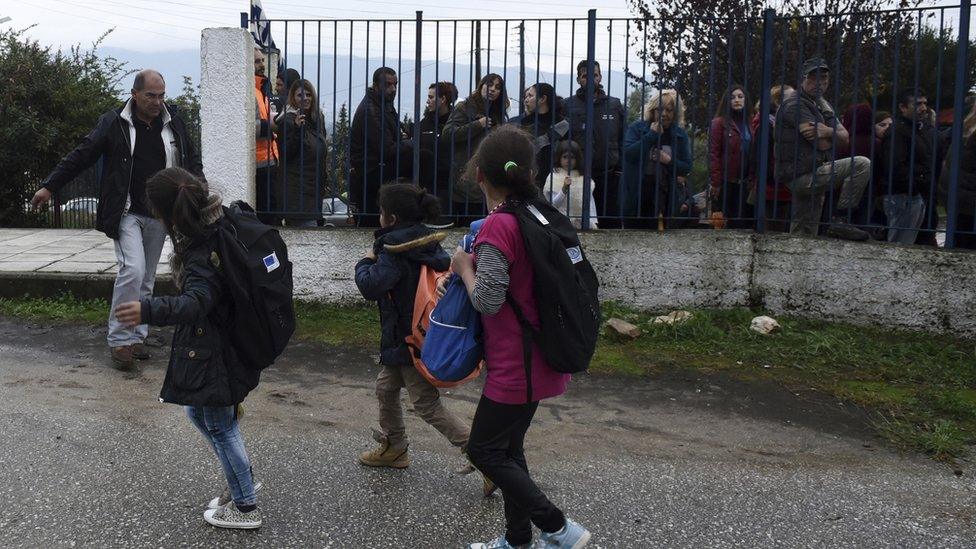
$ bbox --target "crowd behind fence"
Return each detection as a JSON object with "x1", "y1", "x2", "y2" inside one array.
[{"x1": 46, "y1": 4, "x2": 976, "y2": 249}]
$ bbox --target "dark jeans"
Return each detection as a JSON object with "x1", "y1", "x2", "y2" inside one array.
[
  {"x1": 467, "y1": 396, "x2": 565, "y2": 546},
  {"x1": 255, "y1": 166, "x2": 278, "y2": 225},
  {"x1": 592, "y1": 169, "x2": 622, "y2": 229}
]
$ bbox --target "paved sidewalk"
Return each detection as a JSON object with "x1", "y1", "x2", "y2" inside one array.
[{"x1": 0, "y1": 228, "x2": 171, "y2": 276}]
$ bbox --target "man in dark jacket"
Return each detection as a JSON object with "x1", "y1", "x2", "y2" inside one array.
[
  {"x1": 774, "y1": 58, "x2": 869, "y2": 240},
  {"x1": 876, "y1": 88, "x2": 938, "y2": 244},
  {"x1": 563, "y1": 60, "x2": 626, "y2": 228},
  {"x1": 350, "y1": 67, "x2": 415, "y2": 226},
  {"x1": 31, "y1": 69, "x2": 204, "y2": 369}
]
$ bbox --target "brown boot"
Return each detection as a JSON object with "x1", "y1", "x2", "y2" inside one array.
[
  {"x1": 131, "y1": 343, "x2": 151, "y2": 360},
  {"x1": 110, "y1": 346, "x2": 135, "y2": 371},
  {"x1": 358, "y1": 430, "x2": 409, "y2": 469}
]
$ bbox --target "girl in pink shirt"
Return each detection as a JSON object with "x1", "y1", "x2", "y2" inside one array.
[{"x1": 451, "y1": 125, "x2": 591, "y2": 549}]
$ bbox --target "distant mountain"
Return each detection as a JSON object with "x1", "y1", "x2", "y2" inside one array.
[{"x1": 100, "y1": 47, "x2": 630, "y2": 127}]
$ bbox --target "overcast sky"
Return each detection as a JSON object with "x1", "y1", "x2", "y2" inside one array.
[
  {"x1": 5, "y1": 1, "x2": 965, "y2": 53},
  {"x1": 3, "y1": 0, "x2": 635, "y2": 52}
]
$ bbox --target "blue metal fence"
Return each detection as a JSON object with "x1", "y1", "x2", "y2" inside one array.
[{"x1": 245, "y1": 3, "x2": 975, "y2": 249}]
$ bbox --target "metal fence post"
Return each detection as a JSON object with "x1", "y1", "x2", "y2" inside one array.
[
  {"x1": 413, "y1": 11, "x2": 423, "y2": 185},
  {"x1": 946, "y1": 0, "x2": 971, "y2": 249},
  {"x1": 755, "y1": 9, "x2": 776, "y2": 234},
  {"x1": 582, "y1": 9, "x2": 597, "y2": 230}
]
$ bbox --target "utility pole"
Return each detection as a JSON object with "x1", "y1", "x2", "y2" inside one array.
[
  {"x1": 518, "y1": 22, "x2": 525, "y2": 117},
  {"x1": 474, "y1": 20, "x2": 482, "y2": 84}
]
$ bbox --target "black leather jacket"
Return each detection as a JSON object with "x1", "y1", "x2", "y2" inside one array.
[
  {"x1": 41, "y1": 102, "x2": 204, "y2": 239},
  {"x1": 140, "y1": 233, "x2": 259, "y2": 407}
]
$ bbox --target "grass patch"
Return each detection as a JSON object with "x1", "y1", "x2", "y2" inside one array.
[
  {"x1": 597, "y1": 301, "x2": 976, "y2": 461},
  {"x1": 0, "y1": 294, "x2": 108, "y2": 324},
  {"x1": 1, "y1": 294, "x2": 972, "y2": 460},
  {"x1": 294, "y1": 301, "x2": 379, "y2": 348}
]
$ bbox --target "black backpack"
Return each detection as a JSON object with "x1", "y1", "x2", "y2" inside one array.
[
  {"x1": 501, "y1": 199, "x2": 601, "y2": 396},
  {"x1": 213, "y1": 201, "x2": 295, "y2": 371}
]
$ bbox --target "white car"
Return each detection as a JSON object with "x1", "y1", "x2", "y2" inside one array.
[{"x1": 62, "y1": 197, "x2": 99, "y2": 214}]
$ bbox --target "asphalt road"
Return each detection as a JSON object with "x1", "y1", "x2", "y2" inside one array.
[{"x1": 0, "y1": 317, "x2": 972, "y2": 548}]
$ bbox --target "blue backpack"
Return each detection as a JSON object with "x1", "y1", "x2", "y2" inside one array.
[{"x1": 418, "y1": 221, "x2": 485, "y2": 386}]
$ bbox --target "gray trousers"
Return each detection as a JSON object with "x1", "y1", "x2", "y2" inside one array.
[
  {"x1": 376, "y1": 364, "x2": 470, "y2": 449},
  {"x1": 107, "y1": 213, "x2": 167, "y2": 347},
  {"x1": 788, "y1": 156, "x2": 870, "y2": 236}
]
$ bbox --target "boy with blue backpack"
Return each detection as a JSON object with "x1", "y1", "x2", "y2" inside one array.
[{"x1": 354, "y1": 183, "x2": 494, "y2": 495}]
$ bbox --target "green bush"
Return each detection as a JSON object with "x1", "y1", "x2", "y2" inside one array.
[{"x1": 0, "y1": 27, "x2": 130, "y2": 227}]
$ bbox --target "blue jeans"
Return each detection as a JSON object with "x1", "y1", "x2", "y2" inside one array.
[
  {"x1": 186, "y1": 406, "x2": 256, "y2": 506},
  {"x1": 882, "y1": 193, "x2": 925, "y2": 244}
]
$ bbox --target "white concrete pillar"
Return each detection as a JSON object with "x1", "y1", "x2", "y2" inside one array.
[{"x1": 200, "y1": 28, "x2": 255, "y2": 205}]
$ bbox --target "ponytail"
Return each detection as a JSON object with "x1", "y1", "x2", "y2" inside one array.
[{"x1": 145, "y1": 167, "x2": 220, "y2": 243}]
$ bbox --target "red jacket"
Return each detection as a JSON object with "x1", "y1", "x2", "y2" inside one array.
[{"x1": 709, "y1": 116, "x2": 748, "y2": 190}]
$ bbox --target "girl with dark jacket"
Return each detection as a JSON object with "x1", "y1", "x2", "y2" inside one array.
[
  {"x1": 444, "y1": 73, "x2": 509, "y2": 224},
  {"x1": 453, "y1": 125, "x2": 591, "y2": 549},
  {"x1": 354, "y1": 183, "x2": 492, "y2": 494},
  {"x1": 709, "y1": 85, "x2": 754, "y2": 228},
  {"x1": 277, "y1": 79, "x2": 328, "y2": 227},
  {"x1": 114, "y1": 167, "x2": 263, "y2": 530}
]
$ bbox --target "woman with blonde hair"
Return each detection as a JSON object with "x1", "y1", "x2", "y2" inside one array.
[{"x1": 621, "y1": 89, "x2": 693, "y2": 229}]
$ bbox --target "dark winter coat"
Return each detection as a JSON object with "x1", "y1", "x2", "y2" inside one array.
[
  {"x1": 355, "y1": 224, "x2": 451, "y2": 367},
  {"x1": 140, "y1": 231, "x2": 260, "y2": 408},
  {"x1": 939, "y1": 132, "x2": 976, "y2": 213},
  {"x1": 41, "y1": 101, "x2": 204, "y2": 240},
  {"x1": 563, "y1": 87, "x2": 626, "y2": 173},
  {"x1": 278, "y1": 108, "x2": 329, "y2": 219},
  {"x1": 413, "y1": 109, "x2": 454, "y2": 193},
  {"x1": 349, "y1": 88, "x2": 412, "y2": 203},
  {"x1": 443, "y1": 99, "x2": 507, "y2": 205},
  {"x1": 877, "y1": 114, "x2": 939, "y2": 197}
]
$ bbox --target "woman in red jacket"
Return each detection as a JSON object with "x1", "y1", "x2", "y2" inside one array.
[{"x1": 709, "y1": 85, "x2": 754, "y2": 229}]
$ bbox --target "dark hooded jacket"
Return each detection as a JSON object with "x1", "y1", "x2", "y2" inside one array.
[
  {"x1": 355, "y1": 224, "x2": 451, "y2": 367},
  {"x1": 140, "y1": 221, "x2": 260, "y2": 408}
]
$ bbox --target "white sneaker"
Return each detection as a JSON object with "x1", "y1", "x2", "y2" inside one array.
[
  {"x1": 206, "y1": 480, "x2": 263, "y2": 509},
  {"x1": 203, "y1": 504, "x2": 262, "y2": 529}
]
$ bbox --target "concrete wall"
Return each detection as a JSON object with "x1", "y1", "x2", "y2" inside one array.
[{"x1": 281, "y1": 227, "x2": 976, "y2": 336}]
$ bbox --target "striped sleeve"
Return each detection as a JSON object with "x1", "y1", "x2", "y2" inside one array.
[{"x1": 472, "y1": 242, "x2": 510, "y2": 315}]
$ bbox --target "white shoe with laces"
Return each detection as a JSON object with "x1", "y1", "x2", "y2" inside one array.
[{"x1": 203, "y1": 503, "x2": 262, "y2": 529}]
